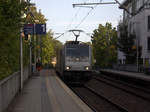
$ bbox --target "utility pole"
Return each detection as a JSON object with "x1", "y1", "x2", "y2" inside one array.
[
  {"x1": 20, "y1": 29, "x2": 23, "y2": 90},
  {"x1": 20, "y1": 0, "x2": 24, "y2": 90},
  {"x1": 38, "y1": 10, "x2": 41, "y2": 61},
  {"x1": 26, "y1": 1, "x2": 35, "y2": 76},
  {"x1": 33, "y1": 20, "x2": 39, "y2": 72},
  {"x1": 34, "y1": 23, "x2": 36, "y2": 72},
  {"x1": 20, "y1": 0, "x2": 35, "y2": 90},
  {"x1": 29, "y1": 35, "x2": 32, "y2": 76}
]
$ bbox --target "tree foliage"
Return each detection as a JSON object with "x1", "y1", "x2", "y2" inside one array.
[
  {"x1": 0, "y1": 0, "x2": 27, "y2": 80},
  {"x1": 25, "y1": 6, "x2": 47, "y2": 24},
  {"x1": 42, "y1": 31, "x2": 54, "y2": 64},
  {"x1": 91, "y1": 23, "x2": 118, "y2": 68},
  {"x1": 0, "y1": 1, "x2": 62, "y2": 80},
  {"x1": 42, "y1": 30, "x2": 62, "y2": 65},
  {"x1": 117, "y1": 24, "x2": 137, "y2": 64},
  {"x1": 27, "y1": 7, "x2": 62, "y2": 66}
]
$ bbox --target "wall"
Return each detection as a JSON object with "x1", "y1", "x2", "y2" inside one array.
[{"x1": 0, "y1": 67, "x2": 30, "y2": 112}]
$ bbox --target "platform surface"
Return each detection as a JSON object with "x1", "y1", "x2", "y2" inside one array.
[
  {"x1": 7, "y1": 69, "x2": 93, "y2": 112},
  {"x1": 100, "y1": 69, "x2": 150, "y2": 82}
]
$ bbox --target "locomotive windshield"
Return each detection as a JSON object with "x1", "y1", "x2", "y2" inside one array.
[{"x1": 66, "y1": 45, "x2": 89, "y2": 57}]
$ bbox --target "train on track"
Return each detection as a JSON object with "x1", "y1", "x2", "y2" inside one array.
[{"x1": 56, "y1": 40, "x2": 92, "y2": 83}]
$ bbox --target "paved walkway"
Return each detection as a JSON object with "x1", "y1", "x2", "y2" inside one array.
[{"x1": 7, "y1": 69, "x2": 93, "y2": 112}]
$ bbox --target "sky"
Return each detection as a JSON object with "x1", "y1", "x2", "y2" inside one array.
[{"x1": 31, "y1": 0, "x2": 124, "y2": 43}]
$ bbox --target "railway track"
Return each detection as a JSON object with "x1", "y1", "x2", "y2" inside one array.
[
  {"x1": 71, "y1": 86, "x2": 127, "y2": 112},
  {"x1": 86, "y1": 75, "x2": 150, "y2": 112},
  {"x1": 70, "y1": 73, "x2": 150, "y2": 112},
  {"x1": 93, "y1": 75, "x2": 150, "y2": 101}
]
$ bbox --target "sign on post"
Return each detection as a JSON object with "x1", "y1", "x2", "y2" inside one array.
[
  {"x1": 35, "y1": 24, "x2": 46, "y2": 35},
  {"x1": 23, "y1": 24, "x2": 46, "y2": 35},
  {"x1": 23, "y1": 24, "x2": 34, "y2": 35}
]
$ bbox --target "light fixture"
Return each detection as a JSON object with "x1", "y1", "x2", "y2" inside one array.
[
  {"x1": 85, "y1": 66, "x2": 89, "y2": 70},
  {"x1": 66, "y1": 66, "x2": 70, "y2": 70}
]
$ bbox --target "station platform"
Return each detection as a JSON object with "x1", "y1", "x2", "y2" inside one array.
[
  {"x1": 100, "y1": 69, "x2": 150, "y2": 82},
  {"x1": 7, "y1": 69, "x2": 93, "y2": 112}
]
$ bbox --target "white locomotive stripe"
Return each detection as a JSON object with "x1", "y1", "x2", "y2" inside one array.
[{"x1": 55, "y1": 76, "x2": 93, "y2": 112}]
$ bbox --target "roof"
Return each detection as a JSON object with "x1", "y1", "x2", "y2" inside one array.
[{"x1": 119, "y1": 0, "x2": 132, "y2": 9}]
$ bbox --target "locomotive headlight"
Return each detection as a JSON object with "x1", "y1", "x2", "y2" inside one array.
[
  {"x1": 85, "y1": 66, "x2": 89, "y2": 70},
  {"x1": 66, "y1": 66, "x2": 70, "y2": 70},
  {"x1": 76, "y1": 58, "x2": 79, "y2": 61}
]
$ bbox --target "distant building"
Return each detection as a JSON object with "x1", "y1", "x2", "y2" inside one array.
[{"x1": 118, "y1": 0, "x2": 150, "y2": 67}]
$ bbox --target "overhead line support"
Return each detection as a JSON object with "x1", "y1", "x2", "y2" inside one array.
[{"x1": 73, "y1": 2, "x2": 117, "y2": 8}]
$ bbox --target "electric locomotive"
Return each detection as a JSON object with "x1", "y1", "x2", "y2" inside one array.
[{"x1": 56, "y1": 41, "x2": 92, "y2": 83}]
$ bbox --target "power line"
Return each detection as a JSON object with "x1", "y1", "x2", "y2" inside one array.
[
  {"x1": 55, "y1": 0, "x2": 89, "y2": 40},
  {"x1": 75, "y1": 4, "x2": 98, "y2": 28},
  {"x1": 74, "y1": 0, "x2": 103, "y2": 28},
  {"x1": 55, "y1": 0, "x2": 96, "y2": 40},
  {"x1": 54, "y1": 8, "x2": 82, "y2": 39},
  {"x1": 54, "y1": 33, "x2": 65, "y2": 39},
  {"x1": 66, "y1": 7, "x2": 81, "y2": 30},
  {"x1": 66, "y1": 0, "x2": 95, "y2": 30},
  {"x1": 75, "y1": 8, "x2": 94, "y2": 28}
]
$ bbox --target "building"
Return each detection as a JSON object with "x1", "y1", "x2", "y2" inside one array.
[{"x1": 118, "y1": 0, "x2": 150, "y2": 68}]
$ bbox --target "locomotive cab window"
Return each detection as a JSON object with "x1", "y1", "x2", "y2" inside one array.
[{"x1": 66, "y1": 45, "x2": 89, "y2": 57}]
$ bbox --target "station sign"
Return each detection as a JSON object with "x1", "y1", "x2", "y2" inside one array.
[
  {"x1": 35, "y1": 24, "x2": 46, "y2": 35},
  {"x1": 23, "y1": 24, "x2": 34, "y2": 35},
  {"x1": 23, "y1": 24, "x2": 46, "y2": 35}
]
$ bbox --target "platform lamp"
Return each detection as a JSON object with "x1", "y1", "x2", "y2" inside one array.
[{"x1": 133, "y1": 21, "x2": 140, "y2": 72}]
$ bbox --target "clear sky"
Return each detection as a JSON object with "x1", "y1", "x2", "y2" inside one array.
[{"x1": 31, "y1": 0, "x2": 124, "y2": 43}]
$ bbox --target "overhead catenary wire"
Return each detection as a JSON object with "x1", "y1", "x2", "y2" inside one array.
[
  {"x1": 66, "y1": 0, "x2": 93, "y2": 30},
  {"x1": 55, "y1": 0, "x2": 102, "y2": 39},
  {"x1": 65, "y1": 7, "x2": 81, "y2": 30},
  {"x1": 75, "y1": 7, "x2": 94, "y2": 28},
  {"x1": 55, "y1": 0, "x2": 89, "y2": 39},
  {"x1": 75, "y1": 0, "x2": 102, "y2": 28}
]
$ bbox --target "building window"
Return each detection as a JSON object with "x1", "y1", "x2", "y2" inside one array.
[
  {"x1": 148, "y1": 16, "x2": 150, "y2": 30},
  {"x1": 148, "y1": 37, "x2": 150, "y2": 51}
]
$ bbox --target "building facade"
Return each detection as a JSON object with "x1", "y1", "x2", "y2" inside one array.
[{"x1": 118, "y1": 0, "x2": 150, "y2": 68}]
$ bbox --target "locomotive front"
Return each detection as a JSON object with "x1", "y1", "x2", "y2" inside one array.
[{"x1": 64, "y1": 42, "x2": 92, "y2": 72}]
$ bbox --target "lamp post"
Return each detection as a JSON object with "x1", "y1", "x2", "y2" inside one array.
[
  {"x1": 20, "y1": 29, "x2": 23, "y2": 90},
  {"x1": 34, "y1": 20, "x2": 39, "y2": 72},
  {"x1": 20, "y1": 0, "x2": 24, "y2": 90},
  {"x1": 28, "y1": 35, "x2": 32, "y2": 76},
  {"x1": 20, "y1": 0, "x2": 35, "y2": 90},
  {"x1": 133, "y1": 21, "x2": 140, "y2": 72}
]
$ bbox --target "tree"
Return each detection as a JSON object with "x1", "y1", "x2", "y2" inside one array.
[
  {"x1": 42, "y1": 31, "x2": 54, "y2": 64},
  {"x1": 52, "y1": 39, "x2": 63, "y2": 57},
  {"x1": 41, "y1": 30, "x2": 62, "y2": 65},
  {"x1": 91, "y1": 23, "x2": 118, "y2": 68},
  {"x1": 0, "y1": 0, "x2": 27, "y2": 80},
  {"x1": 117, "y1": 24, "x2": 137, "y2": 64},
  {"x1": 25, "y1": 6, "x2": 62, "y2": 67}
]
